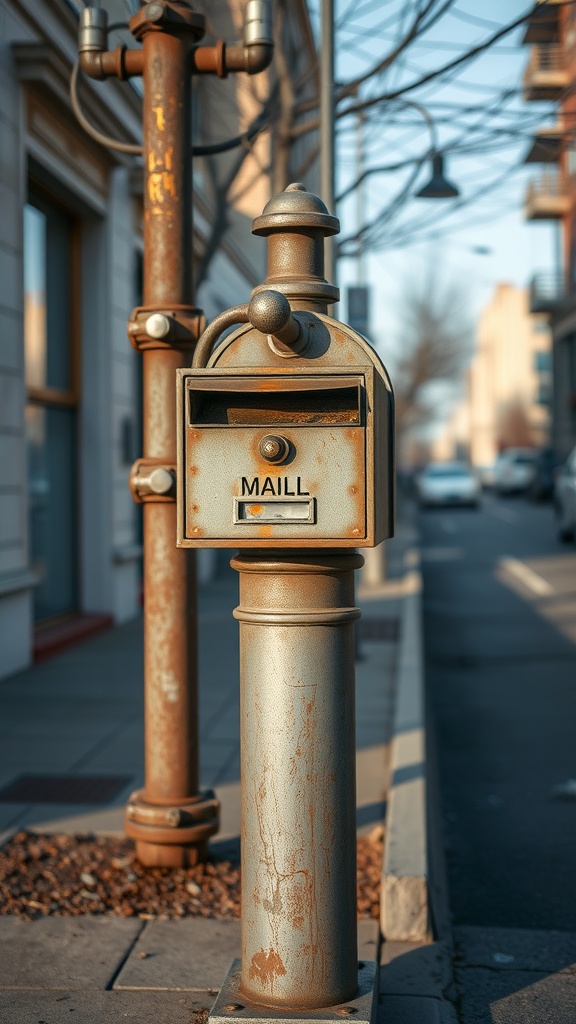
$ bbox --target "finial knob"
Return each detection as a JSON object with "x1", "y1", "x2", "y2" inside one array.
[{"x1": 248, "y1": 290, "x2": 292, "y2": 336}]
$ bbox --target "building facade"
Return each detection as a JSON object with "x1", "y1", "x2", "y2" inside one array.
[
  {"x1": 523, "y1": 0, "x2": 576, "y2": 458},
  {"x1": 431, "y1": 284, "x2": 551, "y2": 467},
  {"x1": 0, "y1": 0, "x2": 318, "y2": 680}
]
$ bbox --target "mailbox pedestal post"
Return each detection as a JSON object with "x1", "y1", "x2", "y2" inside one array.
[{"x1": 233, "y1": 551, "x2": 362, "y2": 1009}]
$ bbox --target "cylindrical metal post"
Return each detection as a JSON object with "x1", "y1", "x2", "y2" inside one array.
[
  {"x1": 232, "y1": 550, "x2": 363, "y2": 1009},
  {"x1": 125, "y1": 6, "x2": 219, "y2": 866},
  {"x1": 320, "y1": 0, "x2": 336, "y2": 295}
]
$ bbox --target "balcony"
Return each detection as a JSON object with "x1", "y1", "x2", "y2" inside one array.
[
  {"x1": 525, "y1": 172, "x2": 570, "y2": 219},
  {"x1": 523, "y1": 45, "x2": 568, "y2": 101},
  {"x1": 524, "y1": 123, "x2": 564, "y2": 163},
  {"x1": 522, "y1": 0, "x2": 562, "y2": 45},
  {"x1": 529, "y1": 272, "x2": 574, "y2": 314}
]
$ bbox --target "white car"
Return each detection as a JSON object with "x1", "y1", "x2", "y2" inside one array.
[
  {"x1": 554, "y1": 446, "x2": 576, "y2": 542},
  {"x1": 416, "y1": 462, "x2": 480, "y2": 508},
  {"x1": 492, "y1": 448, "x2": 537, "y2": 495}
]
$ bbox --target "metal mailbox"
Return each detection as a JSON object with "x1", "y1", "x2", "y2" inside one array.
[
  {"x1": 176, "y1": 182, "x2": 394, "y2": 549},
  {"x1": 177, "y1": 355, "x2": 393, "y2": 548}
]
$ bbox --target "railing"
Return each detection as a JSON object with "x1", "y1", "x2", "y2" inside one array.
[
  {"x1": 526, "y1": 43, "x2": 565, "y2": 74},
  {"x1": 529, "y1": 271, "x2": 573, "y2": 312},
  {"x1": 526, "y1": 170, "x2": 567, "y2": 202}
]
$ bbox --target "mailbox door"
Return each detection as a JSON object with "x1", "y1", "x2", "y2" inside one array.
[{"x1": 178, "y1": 370, "x2": 372, "y2": 547}]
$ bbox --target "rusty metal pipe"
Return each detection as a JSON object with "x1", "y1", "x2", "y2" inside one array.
[
  {"x1": 192, "y1": 41, "x2": 273, "y2": 76},
  {"x1": 79, "y1": 46, "x2": 144, "y2": 80},
  {"x1": 232, "y1": 550, "x2": 362, "y2": 1009},
  {"x1": 124, "y1": 2, "x2": 219, "y2": 867}
]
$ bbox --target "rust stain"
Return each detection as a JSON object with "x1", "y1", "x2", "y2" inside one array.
[
  {"x1": 165, "y1": 146, "x2": 174, "y2": 170},
  {"x1": 248, "y1": 948, "x2": 287, "y2": 986},
  {"x1": 247, "y1": 504, "x2": 264, "y2": 516},
  {"x1": 190, "y1": 465, "x2": 198, "y2": 475},
  {"x1": 349, "y1": 485, "x2": 358, "y2": 495},
  {"x1": 162, "y1": 172, "x2": 176, "y2": 198},
  {"x1": 152, "y1": 106, "x2": 166, "y2": 131},
  {"x1": 149, "y1": 173, "x2": 165, "y2": 204},
  {"x1": 148, "y1": 172, "x2": 177, "y2": 204}
]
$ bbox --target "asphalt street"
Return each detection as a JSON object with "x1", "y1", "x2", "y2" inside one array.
[{"x1": 421, "y1": 492, "x2": 576, "y2": 1019}]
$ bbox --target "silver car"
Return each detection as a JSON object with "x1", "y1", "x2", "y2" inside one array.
[
  {"x1": 416, "y1": 462, "x2": 480, "y2": 509},
  {"x1": 554, "y1": 446, "x2": 576, "y2": 542},
  {"x1": 492, "y1": 448, "x2": 537, "y2": 496}
]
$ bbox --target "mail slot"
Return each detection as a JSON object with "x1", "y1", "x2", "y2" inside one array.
[{"x1": 177, "y1": 359, "x2": 393, "y2": 548}]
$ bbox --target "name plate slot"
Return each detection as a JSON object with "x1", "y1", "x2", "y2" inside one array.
[{"x1": 234, "y1": 498, "x2": 316, "y2": 525}]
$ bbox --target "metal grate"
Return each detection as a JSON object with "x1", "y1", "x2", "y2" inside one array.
[
  {"x1": 0, "y1": 774, "x2": 133, "y2": 805},
  {"x1": 359, "y1": 617, "x2": 400, "y2": 641}
]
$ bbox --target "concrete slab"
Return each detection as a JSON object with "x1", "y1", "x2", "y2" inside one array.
[
  {"x1": 376, "y1": 994, "x2": 457, "y2": 1024},
  {"x1": 114, "y1": 918, "x2": 241, "y2": 991},
  {"x1": 455, "y1": 967, "x2": 576, "y2": 1024},
  {"x1": 380, "y1": 941, "x2": 454, "y2": 1000},
  {"x1": 0, "y1": 989, "x2": 212, "y2": 1023},
  {"x1": 0, "y1": 916, "x2": 142, "y2": 990},
  {"x1": 454, "y1": 925, "x2": 576, "y2": 973},
  {"x1": 358, "y1": 919, "x2": 380, "y2": 964}
]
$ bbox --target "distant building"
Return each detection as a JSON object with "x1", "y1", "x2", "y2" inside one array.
[
  {"x1": 0, "y1": 0, "x2": 317, "y2": 680},
  {"x1": 522, "y1": 0, "x2": 576, "y2": 457},
  {"x1": 432, "y1": 284, "x2": 551, "y2": 467}
]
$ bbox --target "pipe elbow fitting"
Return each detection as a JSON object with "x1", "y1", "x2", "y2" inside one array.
[
  {"x1": 243, "y1": 41, "x2": 274, "y2": 75},
  {"x1": 79, "y1": 50, "x2": 106, "y2": 80}
]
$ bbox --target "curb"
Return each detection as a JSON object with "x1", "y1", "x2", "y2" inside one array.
[{"x1": 380, "y1": 563, "x2": 431, "y2": 942}]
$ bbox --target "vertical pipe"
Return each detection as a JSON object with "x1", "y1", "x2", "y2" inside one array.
[
  {"x1": 126, "y1": 17, "x2": 218, "y2": 866},
  {"x1": 320, "y1": 0, "x2": 336, "y2": 296},
  {"x1": 232, "y1": 551, "x2": 362, "y2": 1009},
  {"x1": 142, "y1": 28, "x2": 195, "y2": 808}
]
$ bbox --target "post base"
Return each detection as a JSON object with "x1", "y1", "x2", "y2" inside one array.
[
  {"x1": 209, "y1": 960, "x2": 378, "y2": 1024},
  {"x1": 125, "y1": 788, "x2": 219, "y2": 867}
]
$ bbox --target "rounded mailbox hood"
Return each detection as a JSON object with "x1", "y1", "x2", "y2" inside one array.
[{"x1": 252, "y1": 182, "x2": 340, "y2": 237}]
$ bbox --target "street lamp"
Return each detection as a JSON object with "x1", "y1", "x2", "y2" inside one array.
[{"x1": 416, "y1": 152, "x2": 459, "y2": 199}]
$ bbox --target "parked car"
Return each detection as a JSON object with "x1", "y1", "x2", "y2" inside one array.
[
  {"x1": 492, "y1": 448, "x2": 537, "y2": 495},
  {"x1": 476, "y1": 463, "x2": 496, "y2": 489},
  {"x1": 554, "y1": 446, "x2": 576, "y2": 542},
  {"x1": 528, "y1": 448, "x2": 562, "y2": 502},
  {"x1": 416, "y1": 462, "x2": 480, "y2": 508}
]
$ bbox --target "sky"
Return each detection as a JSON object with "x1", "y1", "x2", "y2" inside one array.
[{"x1": 308, "y1": 0, "x2": 559, "y2": 388}]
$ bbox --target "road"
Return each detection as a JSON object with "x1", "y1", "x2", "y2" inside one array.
[{"x1": 421, "y1": 492, "x2": 576, "y2": 1019}]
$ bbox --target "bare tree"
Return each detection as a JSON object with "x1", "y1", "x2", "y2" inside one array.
[
  {"x1": 391, "y1": 271, "x2": 473, "y2": 444},
  {"x1": 195, "y1": 0, "x2": 567, "y2": 283}
]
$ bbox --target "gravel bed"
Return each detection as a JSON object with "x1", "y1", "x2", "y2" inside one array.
[{"x1": 0, "y1": 828, "x2": 383, "y2": 921}]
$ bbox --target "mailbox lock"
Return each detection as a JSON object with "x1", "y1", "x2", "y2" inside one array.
[{"x1": 259, "y1": 434, "x2": 290, "y2": 464}]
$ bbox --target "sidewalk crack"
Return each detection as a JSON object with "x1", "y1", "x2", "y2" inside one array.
[{"x1": 106, "y1": 919, "x2": 147, "y2": 991}]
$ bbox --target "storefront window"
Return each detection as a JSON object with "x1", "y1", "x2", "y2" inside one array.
[{"x1": 24, "y1": 190, "x2": 80, "y2": 622}]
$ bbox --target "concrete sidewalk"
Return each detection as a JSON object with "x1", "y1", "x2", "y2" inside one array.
[{"x1": 0, "y1": 520, "x2": 455, "y2": 1023}]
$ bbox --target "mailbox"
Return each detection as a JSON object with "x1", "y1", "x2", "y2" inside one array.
[{"x1": 176, "y1": 183, "x2": 394, "y2": 549}]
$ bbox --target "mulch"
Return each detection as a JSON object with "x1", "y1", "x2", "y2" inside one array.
[{"x1": 0, "y1": 827, "x2": 383, "y2": 922}]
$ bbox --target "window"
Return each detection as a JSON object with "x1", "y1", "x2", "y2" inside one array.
[
  {"x1": 534, "y1": 350, "x2": 551, "y2": 373},
  {"x1": 24, "y1": 189, "x2": 80, "y2": 622}
]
